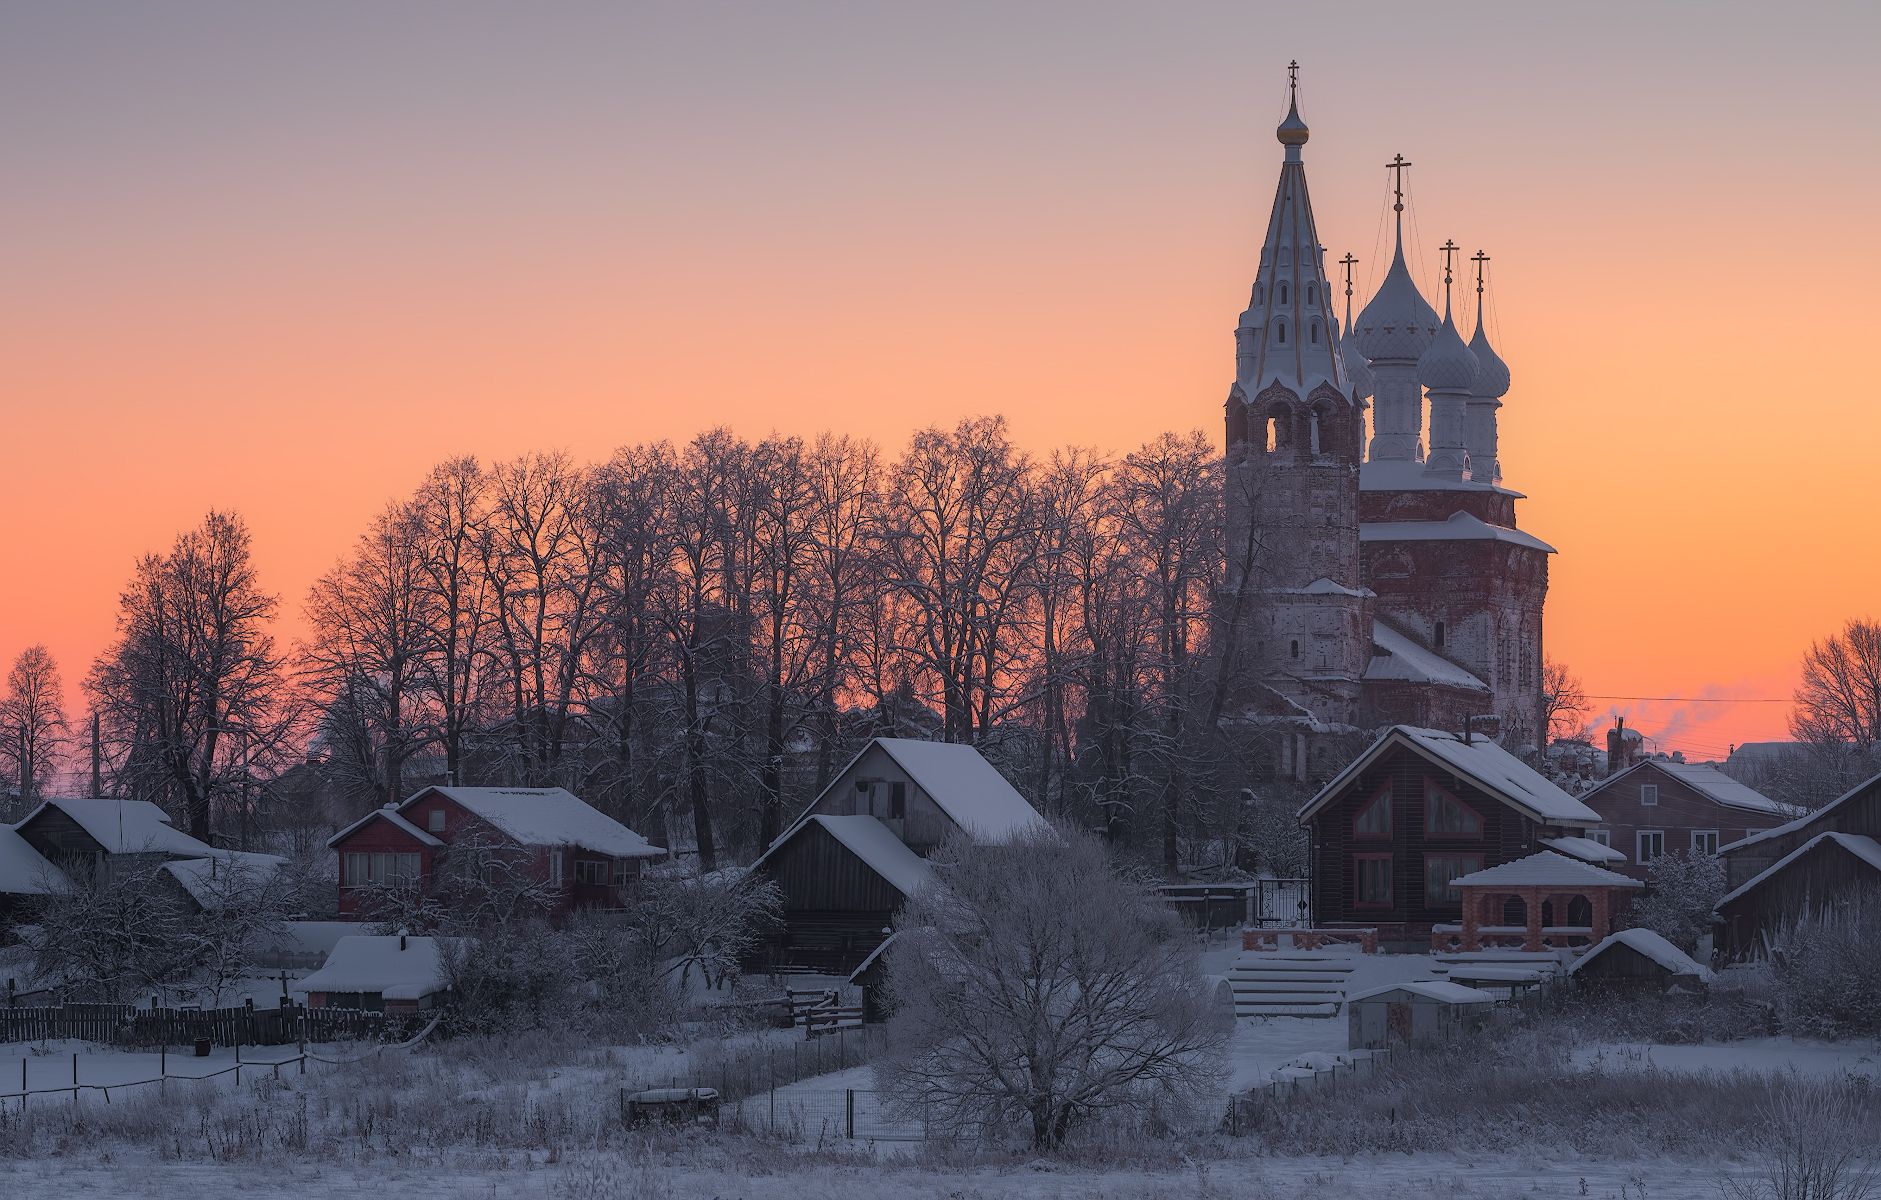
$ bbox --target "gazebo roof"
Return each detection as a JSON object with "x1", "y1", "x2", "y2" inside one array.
[{"x1": 1449, "y1": 850, "x2": 1644, "y2": 890}]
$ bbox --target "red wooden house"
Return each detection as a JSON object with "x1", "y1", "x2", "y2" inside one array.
[
  {"x1": 1578, "y1": 759, "x2": 1787, "y2": 878},
  {"x1": 327, "y1": 786, "x2": 664, "y2": 919},
  {"x1": 1296, "y1": 725, "x2": 1603, "y2": 948}
]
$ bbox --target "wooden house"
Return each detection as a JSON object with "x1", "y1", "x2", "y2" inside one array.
[
  {"x1": 1713, "y1": 769, "x2": 1881, "y2": 959},
  {"x1": 1296, "y1": 725, "x2": 1602, "y2": 948},
  {"x1": 326, "y1": 786, "x2": 664, "y2": 919},
  {"x1": 292, "y1": 933, "x2": 468, "y2": 1012},
  {"x1": 748, "y1": 738, "x2": 1047, "y2": 974},
  {"x1": 1567, "y1": 928, "x2": 1712, "y2": 994},
  {"x1": 9, "y1": 798, "x2": 283, "y2": 915},
  {"x1": 1578, "y1": 760, "x2": 1787, "y2": 878}
]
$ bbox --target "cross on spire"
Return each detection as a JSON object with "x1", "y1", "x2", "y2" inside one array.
[
  {"x1": 1340, "y1": 252, "x2": 1358, "y2": 326},
  {"x1": 1440, "y1": 239, "x2": 1459, "y2": 308},
  {"x1": 1471, "y1": 249, "x2": 1490, "y2": 297},
  {"x1": 1288, "y1": 60, "x2": 1299, "y2": 102},
  {"x1": 1386, "y1": 154, "x2": 1411, "y2": 214}
]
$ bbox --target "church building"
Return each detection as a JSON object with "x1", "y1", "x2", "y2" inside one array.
[{"x1": 1222, "y1": 67, "x2": 1553, "y2": 773}]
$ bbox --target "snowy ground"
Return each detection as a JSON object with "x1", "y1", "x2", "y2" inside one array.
[{"x1": 1574, "y1": 1037, "x2": 1881, "y2": 1080}]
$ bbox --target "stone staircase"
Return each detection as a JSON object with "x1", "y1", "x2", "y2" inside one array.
[{"x1": 1225, "y1": 951, "x2": 1356, "y2": 1018}]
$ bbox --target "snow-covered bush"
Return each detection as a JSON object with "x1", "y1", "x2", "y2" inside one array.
[
  {"x1": 1631, "y1": 850, "x2": 1728, "y2": 953},
  {"x1": 1718, "y1": 1084, "x2": 1878, "y2": 1200},
  {"x1": 878, "y1": 823, "x2": 1231, "y2": 1148},
  {"x1": 1771, "y1": 896, "x2": 1881, "y2": 1040}
]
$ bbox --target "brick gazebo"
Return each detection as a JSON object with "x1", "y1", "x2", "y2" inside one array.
[{"x1": 1442, "y1": 851, "x2": 1644, "y2": 952}]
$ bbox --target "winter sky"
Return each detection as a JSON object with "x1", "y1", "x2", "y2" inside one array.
[{"x1": 3, "y1": 1, "x2": 1878, "y2": 757}]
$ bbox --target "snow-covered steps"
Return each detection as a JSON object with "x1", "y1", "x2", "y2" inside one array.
[{"x1": 1227, "y1": 951, "x2": 1356, "y2": 1018}]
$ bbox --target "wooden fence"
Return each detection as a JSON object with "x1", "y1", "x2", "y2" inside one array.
[{"x1": 0, "y1": 1000, "x2": 387, "y2": 1047}]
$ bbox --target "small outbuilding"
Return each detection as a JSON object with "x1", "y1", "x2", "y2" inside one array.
[
  {"x1": 1568, "y1": 928, "x2": 1713, "y2": 995},
  {"x1": 292, "y1": 933, "x2": 469, "y2": 1013},
  {"x1": 1346, "y1": 980, "x2": 1495, "y2": 1050}
]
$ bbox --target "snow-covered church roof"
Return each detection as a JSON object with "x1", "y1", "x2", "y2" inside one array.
[
  {"x1": 1360, "y1": 511, "x2": 1555, "y2": 553},
  {"x1": 1366, "y1": 622, "x2": 1488, "y2": 691}
]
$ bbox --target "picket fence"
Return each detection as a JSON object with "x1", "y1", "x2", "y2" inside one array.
[{"x1": 0, "y1": 1000, "x2": 387, "y2": 1048}]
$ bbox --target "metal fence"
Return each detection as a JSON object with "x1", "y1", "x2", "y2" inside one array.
[
  {"x1": 731, "y1": 1087, "x2": 929, "y2": 1142},
  {"x1": 1224, "y1": 1044, "x2": 1399, "y2": 1134},
  {"x1": 0, "y1": 1000, "x2": 388, "y2": 1047}
]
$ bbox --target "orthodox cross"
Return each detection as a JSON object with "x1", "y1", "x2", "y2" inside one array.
[
  {"x1": 1386, "y1": 154, "x2": 1411, "y2": 214},
  {"x1": 1440, "y1": 239, "x2": 1459, "y2": 307},
  {"x1": 1471, "y1": 249, "x2": 1490, "y2": 298},
  {"x1": 1340, "y1": 252, "x2": 1358, "y2": 326},
  {"x1": 1288, "y1": 60, "x2": 1299, "y2": 102}
]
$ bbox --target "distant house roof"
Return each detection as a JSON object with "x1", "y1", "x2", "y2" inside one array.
[
  {"x1": 160, "y1": 851, "x2": 287, "y2": 909},
  {"x1": 1542, "y1": 836, "x2": 1629, "y2": 865},
  {"x1": 19, "y1": 797, "x2": 218, "y2": 857},
  {"x1": 1596, "y1": 761, "x2": 1789, "y2": 816},
  {"x1": 396, "y1": 787, "x2": 662, "y2": 859},
  {"x1": 1359, "y1": 511, "x2": 1556, "y2": 553},
  {"x1": 1348, "y1": 980, "x2": 1496, "y2": 1005},
  {"x1": 1569, "y1": 928, "x2": 1712, "y2": 982},
  {"x1": 1719, "y1": 766, "x2": 1881, "y2": 856},
  {"x1": 1717, "y1": 831, "x2": 1881, "y2": 910},
  {"x1": 325, "y1": 807, "x2": 446, "y2": 850},
  {"x1": 1297, "y1": 727, "x2": 1601, "y2": 828},
  {"x1": 1727, "y1": 741, "x2": 1799, "y2": 765},
  {"x1": 864, "y1": 739, "x2": 1048, "y2": 844},
  {"x1": 292, "y1": 934, "x2": 469, "y2": 1001},
  {"x1": 754, "y1": 815, "x2": 935, "y2": 898},
  {"x1": 1366, "y1": 623, "x2": 1489, "y2": 691},
  {"x1": 0, "y1": 827, "x2": 66, "y2": 896},
  {"x1": 1449, "y1": 850, "x2": 1643, "y2": 890}
]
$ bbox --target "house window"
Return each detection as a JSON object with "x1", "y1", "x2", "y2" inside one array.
[
  {"x1": 342, "y1": 852, "x2": 421, "y2": 889},
  {"x1": 550, "y1": 850, "x2": 564, "y2": 887},
  {"x1": 1691, "y1": 830, "x2": 1720, "y2": 856},
  {"x1": 1355, "y1": 855, "x2": 1392, "y2": 908},
  {"x1": 1590, "y1": 829, "x2": 1611, "y2": 847},
  {"x1": 1353, "y1": 788, "x2": 1392, "y2": 839},
  {"x1": 889, "y1": 782, "x2": 907, "y2": 820},
  {"x1": 1640, "y1": 784, "x2": 1658, "y2": 807},
  {"x1": 1424, "y1": 853, "x2": 1483, "y2": 906},
  {"x1": 612, "y1": 860, "x2": 632, "y2": 886},
  {"x1": 428, "y1": 809, "x2": 446, "y2": 833},
  {"x1": 1636, "y1": 830, "x2": 1665, "y2": 864},
  {"x1": 1424, "y1": 784, "x2": 1483, "y2": 838},
  {"x1": 573, "y1": 859, "x2": 609, "y2": 885}
]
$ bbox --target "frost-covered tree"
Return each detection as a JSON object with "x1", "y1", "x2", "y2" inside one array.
[
  {"x1": 1793, "y1": 617, "x2": 1881, "y2": 754},
  {"x1": 0, "y1": 644, "x2": 68, "y2": 805},
  {"x1": 878, "y1": 825, "x2": 1230, "y2": 1148},
  {"x1": 1630, "y1": 849, "x2": 1728, "y2": 953}
]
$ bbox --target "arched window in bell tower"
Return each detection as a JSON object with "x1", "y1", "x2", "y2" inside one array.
[
  {"x1": 1278, "y1": 281, "x2": 1290, "y2": 305},
  {"x1": 1275, "y1": 319, "x2": 1288, "y2": 346},
  {"x1": 1307, "y1": 283, "x2": 1317, "y2": 305},
  {"x1": 1310, "y1": 320, "x2": 1321, "y2": 345},
  {"x1": 1290, "y1": 639, "x2": 1300, "y2": 659}
]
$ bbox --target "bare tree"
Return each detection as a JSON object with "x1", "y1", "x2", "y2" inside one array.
[
  {"x1": 1540, "y1": 658, "x2": 1590, "y2": 748},
  {"x1": 1793, "y1": 618, "x2": 1881, "y2": 754},
  {"x1": 0, "y1": 645, "x2": 68, "y2": 804},
  {"x1": 879, "y1": 825, "x2": 1230, "y2": 1148},
  {"x1": 86, "y1": 512, "x2": 290, "y2": 843},
  {"x1": 802, "y1": 434, "x2": 883, "y2": 789},
  {"x1": 410, "y1": 456, "x2": 498, "y2": 786}
]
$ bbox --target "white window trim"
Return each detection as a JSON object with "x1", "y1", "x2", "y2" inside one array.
[
  {"x1": 1639, "y1": 784, "x2": 1658, "y2": 807},
  {"x1": 550, "y1": 849, "x2": 564, "y2": 887},
  {"x1": 1636, "y1": 829, "x2": 1665, "y2": 864},
  {"x1": 1691, "y1": 829, "x2": 1720, "y2": 855},
  {"x1": 428, "y1": 808, "x2": 446, "y2": 833},
  {"x1": 1589, "y1": 829, "x2": 1611, "y2": 847}
]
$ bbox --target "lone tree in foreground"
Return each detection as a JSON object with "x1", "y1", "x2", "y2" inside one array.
[{"x1": 877, "y1": 825, "x2": 1230, "y2": 1148}]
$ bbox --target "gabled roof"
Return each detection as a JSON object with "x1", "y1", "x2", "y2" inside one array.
[
  {"x1": 1720, "y1": 767, "x2": 1881, "y2": 856},
  {"x1": 1348, "y1": 980, "x2": 1495, "y2": 1004},
  {"x1": 160, "y1": 851, "x2": 286, "y2": 909},
  {"x1": 0, "y1": 827, "x2": 66, "y2": 896},
  {"x1": 292, "y1": 934, "x2": 468, "y2": 1000},
  {"x1": 865, "y1": 739, "x2": 1047, "y2": 843},
  {"x1": 753, "y1": 814, "x2": 934, "y2": 898},
  {"x1": 1297, "y1": 726, "x2": 1600, "y2": 827},
  {"x1": 1569, "y1": 928, "x2": 1712, "y2": 981},
  {"x1": 1449, "y1": 850, "x2": 1643, "y2": 889},
  {"x1": 1595, "y1": 760, "x2": 1789, "y2": 816},
  {"x1": 1366, "y1": 622, "x2": 1489, "y2": 691},
  {"x1": 1542, "y1": 836, "x2": 1628, "y2": 865},
  {"x1": 326, "y1": 806, "x2": 445, "y2": 850},
  {"x1": 1717, "y1": 831, "x2": 1881, "y2": 910},
  {"x1": 19, "y1": 797, "x2": 217, "y2": 857},
  {"x1": 404, "y1": 787, "x2": 663, "y2": 859}
]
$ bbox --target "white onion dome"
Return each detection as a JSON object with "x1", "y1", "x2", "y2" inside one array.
[
  {"x1": 1468, "y1": 313, "x2": 1510, "y2": 398},
  {"x1": 1417, "y1": 307, "x2": 1480, "y2": 392},
  {"x1": 1276, "y1": 98, "x2": 1309, "y2": 147},
  {"x1": 1337, "y1": 322, "x2": 1374, "y2": 400},
  {"x1": 1353, "y1": 243, "x2": 1438, "y2": 361}
]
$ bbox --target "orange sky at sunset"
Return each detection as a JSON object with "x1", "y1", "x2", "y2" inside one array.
[{"x1": 4, "y1": 2, "x2": 1879, "y2": 765}]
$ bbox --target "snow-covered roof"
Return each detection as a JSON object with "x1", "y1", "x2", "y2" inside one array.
[
  {"x1": 161, "y1": 851, "x2": 286, "y2": 909},
  {"x1": 1359, "y1": 459, "x2": 1525, "y2": 498},
  {"x1": 803, "y1": 815, "x2": 934, "y2": 897},
  {"x1": 848, "y1": 931, "x2": 899, "y2": 982},
  {"x1": 1569, "y1": 928, "x2": 1712, "y2": 981},
  {"x1": 1299, "y1": 726, "x2": 1601, "y2": 827},
  {"x1": 1608, "y1": 761, "x2": 1789, "y2": 816},
  {"x1": 326, "y1": 806, "x2": 445, "y2": 849},
  {"x1": 1717, "y1": 831, "x2": 1881, "y2": 910},
  {"x1": 1360, "y1": 511, "x2": 1555, "y2": 553},
  {"x1": 1275, "y1": 578, "x2": 1375, "y2": 599},
  {"x1": 1449, "y1": 851, "x2": 1644, "y2": 890},
  {"x1": 867, "y1": 739, "x2": 1048, "y2": 844},
  {"x1": 1720, "y1": 766, "x2": 1881, "y2": 856},
  {"x1": 1543, "y1": 836, "x2": 1628, "y2": 865},
  {"x1": 20, "y1": 797, "x2": 217, "y2": 857},
  {"x1": 1348, "y1": 980, "x2": 1496, "y2": 1005},
  {"x1": 0, "y1": 827, "x2": 66, "y2": 896},
  {"x1": 292, "y1": 934, "x2": 468, "y2": 999},
  {"x1": 1366, "y1": 622, "x2": 1489, "y2": 690},
  {"x1": 405, "y1": 787, "x2": 664, "y2": 859}
]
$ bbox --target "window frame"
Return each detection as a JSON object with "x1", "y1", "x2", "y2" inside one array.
[
  {"x1": 889, "y1": 782, "x2": 907, "y2": 821},
  {"x1": 1691, "y1": 829, "x2": 1720, "y2": 856},
  {"x1": 1352, "y1": 787, "x2": 1393, "y2": 841},
  {"x1": 549, "y1": 849, "x2": 565, "y2": 887},
  {"x1": 1423, "y1": 781, "x2": 1484, "y2": 840},
  {"x1": 572, "y1": 858, "x2": 610, "y2": 886},
  {"x1": 1640, "y1": 784, "x2": 1659, "y2": 807},
  {"x1": 1589, "y1": 829, "x2": 1612, "y2": 847},
  {"x1": 1423, "y1": 852, "x2": 1485, "y2": 907},
  {"x1": 1636, "y1": 829, "x2": 1665, "y2": 864},
  {"x1": 1353, "y1": 853, "x2": 1393, "y2": 909},
  {"x1": 427, "y1": 808, "x2": 446, "y2": 833}
]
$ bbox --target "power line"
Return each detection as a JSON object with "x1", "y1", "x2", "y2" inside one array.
[{"x1": 1584, "y1": 695, "x2": 1790, "y2": 703}]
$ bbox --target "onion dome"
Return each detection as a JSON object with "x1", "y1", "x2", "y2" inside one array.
[
  {"x1": 1276, "y1": 97, "x2": 1309, "y2": 148},
  {"x1": 1417, "y1": 304, "x2": 1480, "y2": 392},
  {"x1": 1353, "y1": 239, "x2": 1438, "y2": 361},
  {"x1": 1338, "y1": 322, "x2": 1374, "y2": 400},
  {"x1": 1468, "y1": 310, "x2": 1510, "y2": 399}
]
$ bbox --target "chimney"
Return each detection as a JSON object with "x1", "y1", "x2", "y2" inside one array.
[
  {"x1": 1605, "y1": 718, "x2": 1630, "y2": 778},
  {"x1": 1462, "y1": 715, "x2": 1473, "y2": 745}
]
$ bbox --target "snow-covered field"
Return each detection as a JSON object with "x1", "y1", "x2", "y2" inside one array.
[{"x1": 1575, "y1": 1037, "x2": 1881, "y2": 1080}]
